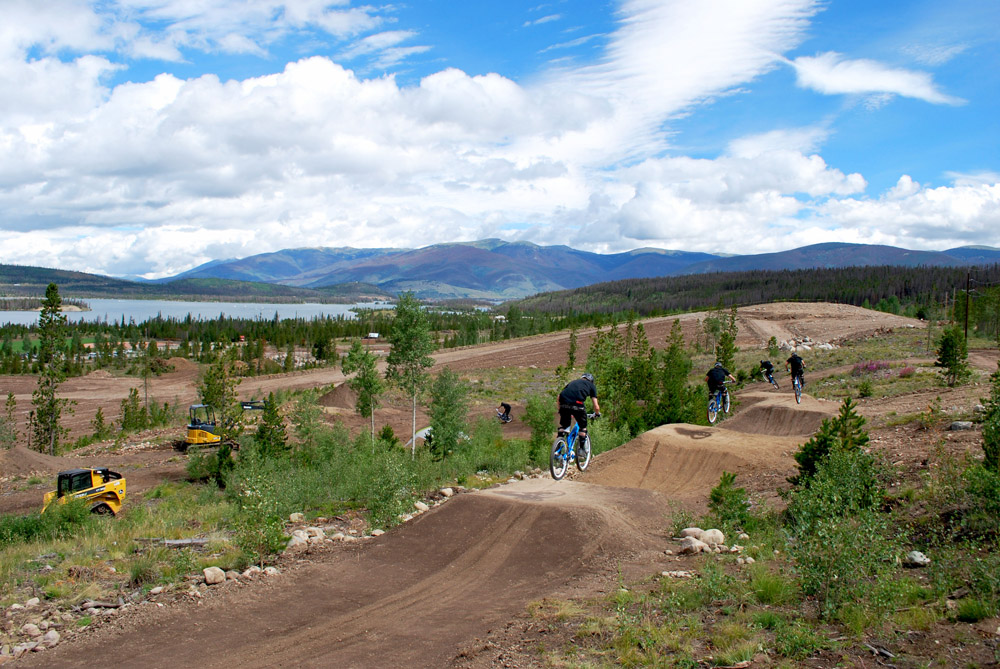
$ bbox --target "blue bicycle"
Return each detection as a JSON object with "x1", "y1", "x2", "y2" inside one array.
[
  {"x1": 550, "y1": 413, "x2": 597, "y2": 480},
  {"x1": 792, "y1": 374, "x2": 803, "y2": 404},
  {"x1": 707, "y1": 382, "x2": 732, "y2": 425}
]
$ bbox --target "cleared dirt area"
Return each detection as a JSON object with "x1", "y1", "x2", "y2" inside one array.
[{"x1": 5, "y1": 302, "x2": 996, "y2": 667}]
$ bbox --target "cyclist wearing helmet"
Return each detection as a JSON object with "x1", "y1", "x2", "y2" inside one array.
[
  {"x1": 760, "y1": 359, "x2": 777, "y2": 386},
  {"x1": 705, "y1": 361, "x2": 736, "y2": 394},
  {"x1": 786, "y1": 352, "x2": 805, "y2": 387},
  {"x1": 558, "y1": 373, "x2": 601, "y2": 440}
]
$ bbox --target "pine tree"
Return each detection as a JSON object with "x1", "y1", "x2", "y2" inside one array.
[
  {"x1": 790, "y1": 397, "x2": 869, "y2": 485},
  {"x1": 935, "y1": 325, "x2": 970, "y2": 387},
  {"x1": 255, "y1": 393, "x2": 288, "y2": 458},
  {"x1": 1, "y1": 392, "x2": 17, "y2": 449},
  {"x1": 31, "y1": 283, "x2": 71, "y2": 454},
  {"x1": 981, "y1": 362, "x2": 1000, "y2": 472}
]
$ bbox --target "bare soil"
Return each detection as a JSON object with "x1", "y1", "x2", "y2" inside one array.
[{"x1": 6, "y1": 303, "x2": 999, "y2": 667}]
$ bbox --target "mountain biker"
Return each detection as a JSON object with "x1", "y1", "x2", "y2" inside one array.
[
  {"x1": 705, "y1": 361, "x2": 736, "y2": 396},
  {"x1": 760, "y1": 359, "x2": 777, "y2": 386},
  {"x1": 786, "y1": 352, "x2": 805, "y2": 388},
  {"x1": 497, "y1": 402, "x2": 512, "y2": 423},
  {"x1": 558, "y1": 373, "x2": 601, "y2": 442}
]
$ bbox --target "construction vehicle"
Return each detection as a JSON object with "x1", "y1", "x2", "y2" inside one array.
[
  {"x1": 42, "y1": 467, "x2": 126, "y2": 515},
  {"x1": 177, "y1": 400, "x2": 268, "y2": 452},
  {"x1": 184, "y1": 403, "x2": 221, "y2": 449}
]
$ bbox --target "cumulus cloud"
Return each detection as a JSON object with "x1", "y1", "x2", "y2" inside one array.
[
  {"x1": 0, "y1": 0, "x2": 996, "y2": 279},
  {"x1": 789, "y1": 52, "x2": 965, "y2": 105}
]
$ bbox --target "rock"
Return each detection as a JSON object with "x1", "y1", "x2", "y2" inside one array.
[
  {"x1": 371, "y1": 529, "x2": 385, "y2": 536},
  {"x1": 289, "y1": 512, "x2": 305, "y2": 522},
  {"x1": 330, "y1": 532, "x2": 346, "y2": 541},
  {"x1": 13, "y1": 643, "x2": 38, "y2": 657},
  {"x1": 678, "y1": 537, "x2": 709, "y2": 555},
  {"x1": 225, "y1": 570, "x2": 241, "y2": 581},
  {"x1": 8, "y1": 604, "x2": 23, "y2": 611},
  {"x1": 949, "y1": 421, "x2": 974, "y2": 431},
  {"x1": 306, "y1": 527, "x2": 325, "y2": 539},
  {"x1": 679, "y1": 527, "x2": 704, "y2": 540},
  {"x1": 203, "y1": 567, "x2": 226, "y2": 585},
  {"x1": 903, "y1": 550, "x2": 931, "y2": 568},
  {"x1": 149, "y1": 586, "x2": 163, "y2": 595},
  {"x1": 21, "y1": 623, "x2": 41, "y2": 638},
  {"x1": 41, "y1": 630, "x2": 59, "y2": 648},
  {"x1": 242, "y1": 566, "x2": 262, "y2": 579},
  {"x1": 745, "y1": 557, "x2": 755, "y2": 565},
  {"x1": 701, "y1": 529, "x2": 725, "y2": 546},
  {"x1": 285, "y1": 534, "x2": 308, "y2": 551},
  {"x1": 414, "y1": 501, "x2": 430, "y2": 512},
  {"x1": 661, "y1": 570, "x2": 695, "y2": 578},
  {"x1": 263, "y1": 567, "x2": 280, "y2": 576},
  {"x1": 24, "y1": 598, "x2": 40, "y2": 608},
  {"x1": 440, "y1": 487, "x2": 454, "y2": 498},
  {"x1": 738, "y1": 532, "x2": 749, "y2": 541}
]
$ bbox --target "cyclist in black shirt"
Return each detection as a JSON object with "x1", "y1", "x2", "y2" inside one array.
[
  {"x1": 705, "y1": 361, "x2": 736, "y2": 392},
  {"x1": 558, "y1": 373, "x2": 601, "y2": 441},
  {"x1": 786, "y1": 353, "x2": 805, "y2": 387},
  {"x1": 760, "y1": 359, "x2": 778, "y2": 387},
  {"x1": 497, "y1": 402, "x2": 512, "y2": 423}
]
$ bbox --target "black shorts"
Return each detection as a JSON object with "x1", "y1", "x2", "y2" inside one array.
[{"x1": 558, "y1": 404, "x2": 588, "y2": 432}]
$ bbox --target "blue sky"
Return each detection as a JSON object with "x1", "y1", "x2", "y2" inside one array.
[{"x1": 0, "y1": 0, "x2": 997, "y2": 279}]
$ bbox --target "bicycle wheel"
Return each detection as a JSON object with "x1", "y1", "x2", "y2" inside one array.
[
  {"x1": 550, "y1": 437, "x2": 570, "y2": 480},
  {"x1": 707, "y1": 397, "x2": 718, "y2": 424},
  {"x1": 794, "y1": 378, "x2": 801, "y2": 404},
  {"x1": 576, "y1": 433, "x2": 592, "y2": 471},
  {"x1": 770, "y1": 376, "x2": 779, "y2": 390},
  {"x1": 723, "y1": 390, "x2": 731, "y2": 413}
]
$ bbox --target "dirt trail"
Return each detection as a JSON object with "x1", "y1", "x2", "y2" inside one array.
[{"x1": 8, "y1": 303, "x2": 917, "y2": 666}]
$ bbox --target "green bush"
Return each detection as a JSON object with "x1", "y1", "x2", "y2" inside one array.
[
  {"x1": 790, "y1": 397, "x2": 869, "y2": 486},
  {"x1": 0, "y1": 498, "x2": 94, "y2": 547},
  {"x1": 707, "y1": 471, "x2": 751, "y2": 532}
]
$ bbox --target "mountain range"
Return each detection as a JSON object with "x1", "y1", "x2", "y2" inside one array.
[
  {"x1": 164, "y1": 240, "x2": 1000, "y2": 299},
  {"x1": 3, "y1": 241, "x2": 999, "y2": 302}
]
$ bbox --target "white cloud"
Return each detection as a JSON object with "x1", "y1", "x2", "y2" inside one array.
[
  {"x1": 790, "y1": 52, "x2": 965, "y2": 105},
  {"x1": 524, "y1": 14, "x2": 561, "y2": 28}
]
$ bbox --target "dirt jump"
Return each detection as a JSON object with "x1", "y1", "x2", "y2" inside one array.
[{"x1": 22, "y1": 383, "x2": 839, "y2": 668}]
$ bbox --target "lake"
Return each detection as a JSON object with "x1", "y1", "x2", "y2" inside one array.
[{"x1": 0, "y1": 298, "x2": 389, "y2": 326}]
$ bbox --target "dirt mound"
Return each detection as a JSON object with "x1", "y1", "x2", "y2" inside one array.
[
  {"x1": 0, "y1": 446, "x2": 68, "y2": 477},
  {"x1": 585, "y1": 424, "x2": 806, "y2": 508},
  {"x1": 722, "y1": 391, "x2": 834, "y2": 437},
  {"x1": 85, "y1": 369, "x2": 113, "y2": 379},
  {"x1": 166, "y1": 357, "x2": 198, "y2": 373},
  {"x1": 318, "y1": 383, "x2": 357, "y2": 410},
  {"x1": 25, "y1": 479, "x2": 670, "y2": 668}
]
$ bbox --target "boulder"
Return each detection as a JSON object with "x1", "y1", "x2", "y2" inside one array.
[
  {"x1": 371, "y1": 529, "x2": 385, "y2": 537},
  {"x1": 440, "y1": 487, "x2": 454, "y2": 498},
  {"x1": 286, "y1": 534, "x2": 308, "y2": 551},
  {"x1": 414, "y1": 501, "x2": 430, "y2": 512},
  {"x1": 24, "y1": 598, "x2": 40, "y2": 608},
  {"x1": 949, "y1": 421, "x2": 974, "y2": 431},
  {"x1": 263, "y1": 567, "x2": 280, "y2": 576},
  {"x1": 289, "y1": 512, "x2": 305, "y2": 522},
  {"x1": 203, "y1": 567, "x2": 226, "y2": 585},
  {"x1": 701, "y1": 529, "x2": 725, "y2": 546},
  {"x1": 679, "y1": 527, "x2": 704, "y2": 540},
  {"x1": 41, "y1": 630, "x2": 59, "y2": 648},
  {"x1": 20, "y1": 624, "x2": 41, "y2": 638},
  {"x1": 678, "y1": 537, "x2": 709, "y2": 555}
]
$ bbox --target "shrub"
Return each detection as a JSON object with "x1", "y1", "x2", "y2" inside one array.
[
  {"x1": 898, "y1": 366, "x2": 916, "y2": 378},
  {"x1": 707, "y1": 471, "x2": 750, "y2": 532},
  {"x1": 852, "y1": 360, "x2": 890, "y2": 376},
  {"x1": 857, "y1": 379, "x2": 873, "y2": 398},
  {"x1": 790, "y1": 397, "x2": 869, "y2": 485},
  {"x1": 935, "y1": 325, "x2": 970, "y2": 387},
  {"x1": 982, "y1": 362, "x2": 1000, "y2": 472}
]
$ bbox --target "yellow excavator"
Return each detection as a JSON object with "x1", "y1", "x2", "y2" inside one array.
[
  {"x1": 178, "y1": 401, "x2": 268, "y2": 452},
  {"x1": 42, "y1": 467, "x2": 126, "y2": 515}
]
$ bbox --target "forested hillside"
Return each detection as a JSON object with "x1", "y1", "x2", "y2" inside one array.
[{"x1": 516, "y1": 264, "x2": 1000, "y2": 335}]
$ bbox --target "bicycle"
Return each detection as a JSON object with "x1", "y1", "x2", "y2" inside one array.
[
  {"x1": 707, "y1": 381, "x2": 732, "y2": 425},
  {"x1": 496, "y1": 408, "x2": 512, "y2": 424},
  {"x1": 791, "y1": 374, "x2": 803, "y2": 404},
  {"x1": 764, "y1": 371, "x2": 779, "y2": 390},
  {"x1": 550, "y1": 413, "x2": 597, "y2": 480}
]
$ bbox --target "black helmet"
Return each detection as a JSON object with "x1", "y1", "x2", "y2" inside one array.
[
  {"x1": 581, "y1": 372, "x2": 594, "y2": 382},
  {"x1": 760, "y1": 360, "x2": 767, "y2": 366},
  {"x1": 714, "y1": 362, "x2": 722, "y2": 368}
]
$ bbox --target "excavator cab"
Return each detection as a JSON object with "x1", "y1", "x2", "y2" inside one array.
[{"x1": 186, "y1": 404, "x2": 221, "y2": 447}]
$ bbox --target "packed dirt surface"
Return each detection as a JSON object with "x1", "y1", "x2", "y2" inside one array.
[{"x1": 7, "y1": 302, "x2": 996, "y2": 667}]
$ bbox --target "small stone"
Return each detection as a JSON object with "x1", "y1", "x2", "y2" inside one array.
[
  {"x1": 203, "y1": 567, "x2": 226, "y2": 585},
  {"x1": 903, "y1": 550, "x2": 931, "y2": 568},
  {"x1": 24, "y1": 598, "x2": 40, "y2": 608},
  {"x1": 149, "y1": 586, "x2": 163, "y2": 595},
  {"x1": 225, "y1": 570, "x2": 240, "y2": 581},
  {"x1": 289, "y1": 512, "x2": 305, "y2": 522},
  {"x1": 663, "y1": 549, "x2": 673, "y2": 556},
  {"x1": 440, "y1": 487, "x2": 454, "y2": 497},
  {"x1": 414, "y1": 501, "x2": 430, "y2": 512},
  {"x1": 241, "y1": 566, "x2": 262, "y2": 579},
  {"x1": 263, "y1": 567, "x2": 279, "y2": 576},
  {"x1": 371, "y1": 529, "x2": 385, "y2": 536},
  {"x1": 679, "y1": 527, "x2": 704, "y2": 540},
  {"x1": 330, "y1": 532, "x2": 346, "y2": 541},
  {"x1": 737, "y1": 558, "x2": 745, "y2": 565},
  {"x1": 949, "y1": 421, "x2": 974, "y2": 431},
  {"x1": 738, "y1": 532, "x2": 749, "y2": 541},
  {"x1": 41, "y1": 630, "x2": 59, "y2": 648},
  {"x1": 745, "y1": 557, "x2": 756, "y2": 565},
  {"x1": 8, "y1": 604, "x2": 23, "y2": 611},
  {"x1": 701, "y1": 529, "x2": 725, "y2": 546},
  {"x1": 678, "y1": 537, "x2": 709, "y2": 555},
  {"x1": 21, "y1": 623, "x2": 42, "y2": 638}
]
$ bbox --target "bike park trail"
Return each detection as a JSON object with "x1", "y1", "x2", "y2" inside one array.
[{"x1": 22, "y1": 386, "x2": 837, "y2": 669}]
